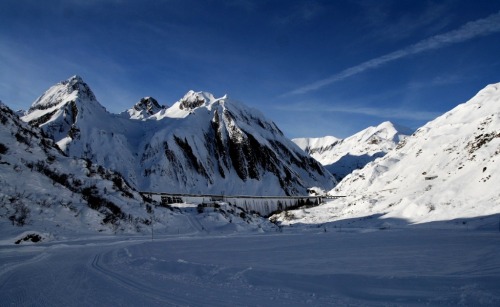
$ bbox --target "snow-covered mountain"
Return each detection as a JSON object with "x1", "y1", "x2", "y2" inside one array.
[
  {"x1": 278, "y1": 82, "x2": 500, "y2": 226},
  {"x1": 0, "y1": 101, "x2": 155, "y2": 236},
  {"x1": 1, "y1": 101, "x2": 277, "y2": 241},
  {"x1": 22, "y1": 76, "x2": 335, "y2": 196},
  {"x1": 293, "y1": 121, "x2": 412, "y2": 181}
]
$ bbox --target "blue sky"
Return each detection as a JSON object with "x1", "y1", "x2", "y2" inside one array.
[{"x1": 1, "y1": 0, "x2": 499, "y2": 138}]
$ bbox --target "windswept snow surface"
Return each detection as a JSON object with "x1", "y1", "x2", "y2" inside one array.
[{"x1": 1, "y1": 228, "x2": 500, "y2": 306}]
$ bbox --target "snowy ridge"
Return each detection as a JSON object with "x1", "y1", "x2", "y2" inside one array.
[
  {"x1": 280, "y1": 82, "x2": 500, "y2": 226},
  {"x1": 21, "y1": 76, "x2": 335, "y2": 196},
  {"x1": 293, "y1": 121, "x2": 412, "y2": 180}
]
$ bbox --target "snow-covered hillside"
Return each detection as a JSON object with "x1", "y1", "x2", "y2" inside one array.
[
  {"x1": 1, "y1": 101, "x2": 273, "y2": 242},
  {"x1": 0, "y1": 101, "x2": 154, "y2": 237},
  {"x1": 22, "y1": 76, "x2": 335, "y2": 196},
  {"x1": 293, "y1": 121, "x2": 412, "y2": 181},
  {"x1": 280, "y1": 83, "x2": 500, "y2": 226}
]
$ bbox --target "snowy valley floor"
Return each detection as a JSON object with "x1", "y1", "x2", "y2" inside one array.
[{"x1": 1, "y1": 225, "x2": 500, "y2": 306}]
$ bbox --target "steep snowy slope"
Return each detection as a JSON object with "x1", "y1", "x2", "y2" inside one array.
[
  {"x1": 22, "y1": 76, "x2": 335, "y2": 195},
  {"x1": 2, "y1": 101, "x2": 273, "y2": 242},
  {"x1": 293, "y1": 121, "x2": 412, "y2": 180},
  {"x1": 279, "y1": 83, "x2": 500, "y2": 225},
  {"x1": 0, "y1": 101, "x2": 158, "y2": 238}
]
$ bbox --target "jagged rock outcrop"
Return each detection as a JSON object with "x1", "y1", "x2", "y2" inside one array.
[{"x1": 124, "y1": 97, "x2": 167, "y2": 120}]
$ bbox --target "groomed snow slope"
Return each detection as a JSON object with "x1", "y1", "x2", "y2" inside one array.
[{"x1": 280, "y1": 82, "x2": 500, "y2": 225}]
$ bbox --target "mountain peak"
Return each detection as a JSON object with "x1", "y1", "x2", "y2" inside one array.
[
  {"x1": 125, "y1": 97, "x2": 167, "y2": 120},
  {"x1": 68, "y1": 75, "x2": 84, "y2": 83},
  {"x1": 21, "y1": 75, "x2": 109, "y2": 151},
  {"x1": 179, "y1": 91, "x2": 217, "y2": 111},
  {"x1": 133, "y1": 97, "x2": 165, "y2": 113},
  {"x1": 376, "y1": 121, "x2": 396, "y2": 130},
  {"x1": 63, "y1": 75, "x2": 96, "y2": 102},
  {"x1": 27, "y1": 75, "x2": 97, "y2": 113},
  {"x1": 364, "y1": 121, "x2": 413, "y2": 144},
  {"x1": 377, "y1": 121, "x2": 414, "y2": 138}
]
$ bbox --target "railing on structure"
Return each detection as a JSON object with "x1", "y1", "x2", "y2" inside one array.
[{"x1": 139, "y1": 192, "x2": 346, "y2": 217}]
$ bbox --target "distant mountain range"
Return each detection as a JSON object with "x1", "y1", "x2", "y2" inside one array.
[
  {"x1": 21, "y1": 76, "x2": 335, "y2": 196},
  {"x1": 293, "y1": 121, "x2": 413, "y2": 181}
]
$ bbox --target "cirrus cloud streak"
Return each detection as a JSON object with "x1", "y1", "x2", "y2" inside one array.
[{"x1": 284, "y1": 10, "x2": 500, "y2": 96}]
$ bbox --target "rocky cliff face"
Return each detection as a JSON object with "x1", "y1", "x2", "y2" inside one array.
[{"x1": 124, "y1": 97, "x2": 167, "y2": 120}]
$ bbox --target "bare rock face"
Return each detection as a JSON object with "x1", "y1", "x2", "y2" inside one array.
[{"x1": 133, "y1": 97, "x2": 165, "y2": 115}]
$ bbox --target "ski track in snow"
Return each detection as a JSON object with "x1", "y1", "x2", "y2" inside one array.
[
  {"x1": 89, "y1": 252, "x2": 193, "y2": 306},
  {"x1": 1, "y1": 229, "x2": 500, "y2": 306}
]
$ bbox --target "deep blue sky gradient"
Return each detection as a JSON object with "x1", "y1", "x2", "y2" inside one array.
[{"x1": 1, "y1": 0, "x2": 499, "y2": 138}]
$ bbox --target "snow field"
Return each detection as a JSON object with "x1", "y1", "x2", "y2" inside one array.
[{"x1": 1, "y1": 228, "x2": 500, "y2": 306}]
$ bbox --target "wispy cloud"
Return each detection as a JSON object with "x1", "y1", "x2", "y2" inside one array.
[
  {"x1": 274, "y1": 101, "x2": 440, "y2": 121},
  {"x1": 283, "y1": 10, "x2": 500, "y2": 96},
  {"x1": 323, "y1": 106, "x2": 441, "y2": 121}
]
